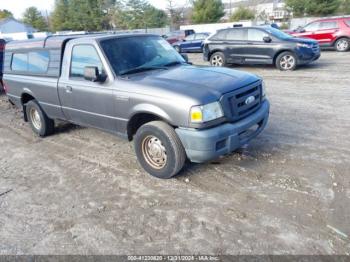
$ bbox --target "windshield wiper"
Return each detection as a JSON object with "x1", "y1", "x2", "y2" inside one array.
[
  {"x1": 119, "y1": 66, "x2": 167, "y2": 76},
  {"x1": 163, "y1": 61, "x2": 184, "y2": 67}
]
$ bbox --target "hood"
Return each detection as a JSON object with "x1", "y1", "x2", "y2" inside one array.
[
  {"x1": 286, "y1": 37, "x2": 318, "y2": 45},
  {"x1": 125, "y1": 65, "x2": 260, "y2": 104}
]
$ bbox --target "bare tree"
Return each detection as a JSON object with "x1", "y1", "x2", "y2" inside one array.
[{"x1": 166, "y1": 0, "x2": 191, "y2": 30}]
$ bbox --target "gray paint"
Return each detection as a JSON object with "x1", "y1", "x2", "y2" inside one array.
[{"x1": 3, "y1": 34, "x2": 269, "y2": 162}]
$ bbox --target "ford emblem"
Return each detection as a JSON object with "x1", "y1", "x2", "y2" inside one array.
[{"x1": 245, "y1": 96, "x2": 255, "y2": 105}]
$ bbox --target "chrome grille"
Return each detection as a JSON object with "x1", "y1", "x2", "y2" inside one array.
[{"x1": 221, "y1": 82, "x2": 262, "y2": 122}]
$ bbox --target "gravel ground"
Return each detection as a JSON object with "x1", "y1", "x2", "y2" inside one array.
[{"x1": 0, "y1": 51, "x2": 349, "y2": 255}]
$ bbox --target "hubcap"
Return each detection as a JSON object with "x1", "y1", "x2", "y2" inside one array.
[
  {"x1": 29, "y1": 108, "x2": 42, "y2": 130},
  {"x1": 211, "y1": 55, "x2": 223, "y2": 66},
  {"x1": 280, "y1": 55, "x2": 295, "y2": 70},
  {"x1": 141, "y1": 135, "x2": 167, "y2": 169},
  {"x1": 337, "y1": 39, "x2": 348, "y2": 51}
]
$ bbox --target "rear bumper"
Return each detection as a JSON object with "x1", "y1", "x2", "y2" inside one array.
[{"x1": 175, "y1": 100, "x2": 270, "y2": 163}]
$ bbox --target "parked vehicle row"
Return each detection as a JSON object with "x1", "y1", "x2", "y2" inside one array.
[
  {"x1": 203, "y1": 26, "x2": 320, "y2": 71},
  {"x1": 289, "y1": 17, "x2": 350, "y2": 52},
  {"x1": 172, "y1": 33, "x2": 210, "y2": 53},
  {"x1": 163, "y1": 29, "x2": 195, "y2": 44},
  {"x1": 2, "y1": 34, "x2": 269, "y2": 179}
]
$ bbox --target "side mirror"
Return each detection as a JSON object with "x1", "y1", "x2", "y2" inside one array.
[
  {"x1": 263, "y1": 36, "x2": 272, "y2": 43},
  {"x1": 181, "y1": 53, "x2": 189, "y2": 62},
  {"x1": 84, "y1": 66, "x2": 106, "y2": 82},
  {"x1": 296, "y1": 26, "x2": 305, "y2": 33}
]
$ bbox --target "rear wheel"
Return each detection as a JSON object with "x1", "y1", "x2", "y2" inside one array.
[
  {"x1": 276, "y1": 51, "x2": 297, "y2": 71},
  {"x1": 26, "y1": 100, "x2": 55, "y2": 137},
  {"x1": 335, "y1": 38, "x2": 349, "y2": 52},
  {"x1": 134, "y1": 121, "x2": 186, "y2": 179},
  {"x1": 210, "y1": 52, "x2": 226, "y2": 67}
]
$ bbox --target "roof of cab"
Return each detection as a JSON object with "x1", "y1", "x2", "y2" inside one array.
[{"x1": 4, "y1": 33, "x2": 157, "y2": 51}]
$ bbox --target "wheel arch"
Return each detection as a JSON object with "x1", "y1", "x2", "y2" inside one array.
[
  {"x1": 127, "y1": 109, "x2": 175, "y2": 141},
  {"x1": 208, "y1": 49, "x2": 224, "y2": 60},
  {"x1": 273, "y1": 49, "x2": 295, "y2": 65},
  {"x1": 21, "y1": 91, "x2": 36, "y2": 122},
  {"x1": 332, "y1": 36, "x2": 350, "y2": 46}
]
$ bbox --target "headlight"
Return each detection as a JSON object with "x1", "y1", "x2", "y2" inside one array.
[
  {"x1": 297, "y1": 43, "x2": 311, "y2": 48},
  {"x1": 190, "y1": 101, "x2": 224, "y2": 123},
  {"x1": 262, "y1": 80, "x2": 266, "y2": 98}
]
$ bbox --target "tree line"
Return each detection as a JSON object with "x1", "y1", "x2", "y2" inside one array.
[{"x1": 1, "y1": 0, "x2": 350, "y2": 32}]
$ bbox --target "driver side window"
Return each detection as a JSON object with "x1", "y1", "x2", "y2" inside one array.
[
  {"x1": 185, "y1": 34, "x2": 195, "y2": 41},
  {"x1": 248, "y1": 29, "x2": 269, "y2": 42},
  {"x1": 304, "y1": 22, "x2": 320, "y2": 32},
  {"x1": 70, "y1": 45, "x2": 104, "y2": 79}
]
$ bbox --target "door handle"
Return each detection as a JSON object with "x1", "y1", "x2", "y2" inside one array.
[{"x1": 65, "y1": 86, "x2": 73, "y2": 93}]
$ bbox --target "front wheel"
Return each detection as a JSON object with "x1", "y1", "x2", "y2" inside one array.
[
  {"x1": 134, "y1": 121, "x2": 186, "y2": 179},
  {"x1": 210, "y1": 52, "x2": 226, "y2": 67},
  {"x1": 335, "y1": 38, "x2": 349, "y2": 52},
  {"x1": 26, "y1": 100, "x2": 55, "y2": 137},
  {"x1": 276, "y1": 51, "x2": 297, "y2": 71}
]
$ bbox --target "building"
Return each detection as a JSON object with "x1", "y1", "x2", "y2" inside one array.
[
  {"x1": 0, "y1": 18, "x2": 37, "y2": 40},
  {"x1": 224, "y1": 0, "x2": 290, "y2": 23}
]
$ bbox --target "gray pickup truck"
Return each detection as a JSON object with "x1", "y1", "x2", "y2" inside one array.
[{"x1": 3, "y1": 34, "x2": 269, "y2": 178}]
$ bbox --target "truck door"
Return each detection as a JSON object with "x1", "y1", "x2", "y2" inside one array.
[{"x1": 58, "y1": 43, "x2": 117, "y2": 133}]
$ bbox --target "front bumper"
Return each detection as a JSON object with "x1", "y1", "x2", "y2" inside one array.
[
  {"x1": 176, "y1": 100, "x2": 270, "y2": 163},
  {"x1": 296, "y1": 47, "x2": 321, "y2": 65}
]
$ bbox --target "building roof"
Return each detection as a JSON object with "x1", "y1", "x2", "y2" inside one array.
[
  {"x1": 0, "y1": 17, "x2": 36, "y2": 32},
  {"x1": 225, "y1": 0, "x2": 283, "y2": 9}
]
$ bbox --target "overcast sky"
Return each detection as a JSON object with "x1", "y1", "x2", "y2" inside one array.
[{"x1": 0, "y1": 0, "x2": 192, "y2": 19}]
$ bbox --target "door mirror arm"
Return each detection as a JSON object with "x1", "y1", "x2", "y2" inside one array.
[
  {"x1": 263, "y1": 36, "x2": 272, "y2": 43},
  {"x1": 84, "y1": 66, "x2": 107, "y2": 83}
]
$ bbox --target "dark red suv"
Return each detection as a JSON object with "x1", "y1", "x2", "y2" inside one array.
[{"x1": 289, "y1": 17, "x2": 350, "y2": 52}]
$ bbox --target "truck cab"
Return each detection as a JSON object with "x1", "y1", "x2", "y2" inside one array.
[{"x1": 3, "y1": 34, "x2": 269, "y2": 178}]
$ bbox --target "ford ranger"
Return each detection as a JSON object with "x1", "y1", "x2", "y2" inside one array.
[{"x1": 3, "y1": 34, "x2": 270, "y2": 178}]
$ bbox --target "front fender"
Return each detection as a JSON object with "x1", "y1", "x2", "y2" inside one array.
[{"x1": 129, "y1": 103, "x2": 173, "y2": 125}]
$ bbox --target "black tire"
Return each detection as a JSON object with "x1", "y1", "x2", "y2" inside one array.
[
  {"x1": 25, "y1": 100, "x2": 55, "y2": 137},
  {"x1": 134, "y1": 121, "x2": 186, "y2": 179},
  {"x1": 335, "y1": 38, "x2": 349, "y2": 52},
  {"x1": 275, "y1": 51, "x2": 297, "y2": 71},
  {"x1": 210, "y1": 51, "x2": 226, "y2": 67},
  {"x1": 174, "y1": 45, "x2": 181, "y2": 53}
]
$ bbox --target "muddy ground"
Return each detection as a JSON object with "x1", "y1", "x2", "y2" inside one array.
[{"x1": 0, "y1": 51, "x2": 349, "y2": 255}]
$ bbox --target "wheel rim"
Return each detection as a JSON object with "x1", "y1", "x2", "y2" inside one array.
[
  {"x1": 29, "y1": 107, "x2": 42, "y2": 130},
  {"x1": 337, "y1": 39, "x2": 348, "y2": 51},
  {"x1": 280, "y1": 55, "x2": 295, "y2": 70},
  {"x1": 211, "y1": 55, "x2": 223, "y2": 66},
  {"x1": 141, "y1": 135, "x2": 167, "y2": 169}
]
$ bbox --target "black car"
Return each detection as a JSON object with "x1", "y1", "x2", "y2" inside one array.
[{"x1": 203, "y1": 26, "x2": 321, "y2": 71}]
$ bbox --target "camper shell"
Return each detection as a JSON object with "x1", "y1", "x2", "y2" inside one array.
[{"x1": 3, "y1": 35, "x2": 95, "y2": 77}]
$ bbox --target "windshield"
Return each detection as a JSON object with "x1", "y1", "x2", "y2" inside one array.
[
  {"x1": 264, "y1": 27, "x2": 293, "y2": 40},
  {"x1": 100, "y1": 35, "x2": 185, "y2": 75}
]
